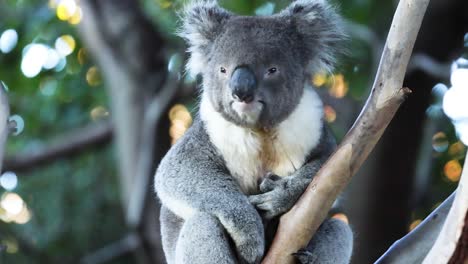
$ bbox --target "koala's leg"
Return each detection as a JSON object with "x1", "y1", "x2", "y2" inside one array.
[
  {"x1": 160, "y1": 206, "x2": 184, "y2": 264},
  {"x1": 175, "y1": 212, "x2": 237, "y2": 264},
  {"x1": 294, "y1": 218, "x2": 353, "y2": 264}
]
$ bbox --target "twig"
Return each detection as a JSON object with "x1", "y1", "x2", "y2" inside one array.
[
  {"x1": 81, "y1": 232, "x2": 141, "y2": 264},
  {"x1": 423, "y1": 152, "x2": 468, "y2": 263},
  {"x1": 262, "y1": 0, "x2": 429, "y2": 263},
  {"x1": 0, "y1": 82, "x2": 10, "y2": 173},
  {"x1": 375, "y1": 192, "x2": 455, "y2": 264},
  {"x1": 3, "y1": 122, "x2": 112, "y2": 173}
]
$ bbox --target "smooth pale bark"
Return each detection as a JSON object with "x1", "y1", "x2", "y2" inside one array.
[
  {"x1": 375, "y1": 192, "x2": 455, "y2": 264},
  {"x1": 262, "y1": 0, "x2": 430, "y2": 263},
  {"x1": 423, "y1": 153, "x2": 468, "y2": 263},
  {"x1": 0, "y1": 82, "x2": 10, "y2": 173}
]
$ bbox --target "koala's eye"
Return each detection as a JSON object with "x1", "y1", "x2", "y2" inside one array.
[
  {"x1": 220, "y1": 67, "x2": 227, "y2": 74},
  {"x1": 267, "y1": 67, "x2": 278, "y2": 75}
]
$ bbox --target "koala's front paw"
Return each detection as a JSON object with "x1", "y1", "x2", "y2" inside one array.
[
  {"x1": 248, "y1": 173, "x2": 296, "y2": 220},
  {"x1": 293, "y1": 249, "x2": 319, "y2": 264},
  {"x1": 236, "y1": 240, "x2": 264, "y2": 264}
]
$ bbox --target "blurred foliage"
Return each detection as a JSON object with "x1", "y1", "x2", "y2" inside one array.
[{"x1": 0, "y1": 0, "x2": 465, "y2": 263}]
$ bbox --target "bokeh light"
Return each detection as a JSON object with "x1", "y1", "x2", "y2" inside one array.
[
  {"x1": 1, "y1": 193, "x2": 23, "y2": 215},
  {"x1": 43, "y1": 48, "x2": 61, "y2": 70},
  {"x1": 0, "y1": 29, "x2": 18, "y2": 54},
  {"x1": 56, "y1": 0, "x2": 77, "y2": 21},
  {"x1": 329, "y1": 74, "x2": 349, "y2": 98},
  {"x1": 409, "y1": 219, "x2": 422, "y2": 232},
  {"x1": 444, "y1": 159, "x2": 462, "y2": 182},
  {"x1": 312, "y1": 73, "x2": 327, "y2": 87},
  {"x1": 168, "y1": 104, "x2": 192, "y2": 144},
  {"x1": 324, "y1": 105, "x2": 337, "y2": 123},
  {"x1": 90, "y1": 106, "x2": 109, "y2": 121},
  {"x1": 0, "y1": 172, "x2": 18, "y2": 191},
  {"x1": 0, "y1": 193, "x2": 32, "y2": 225},
  {"x1": 55, "y1": 35, "x2": 76, "y2": 56},
  {"x1": 21, "y1": 44, "x2": 48, "y2": 78},
  {"x1": 8, "y1": 115, "x2": 25, "y2": 136},
  {"x1": 431, "y1": 83, "x2": 448, "y2": 99},
  {"x1": 77, "y1": 48, "x2": 87, "y2": 65},
  {"x1": 448, "y1": 141, "x2": 466, "y2": 159},
  {"x1": 431, "y1": 132, "x2": 448, "y2": 152},
  {"x1": 68, "y1": 6, "x2": 83, "y2": 25},
  {"x1": 442, "y1": 62, "x2": 468, "y2": 145},
  {"x1": 443, "y1": 71, "x2": 468, "y2": 120},
  {"x1": 156, "y1": 0, "x2": 172, "y2": 9},
  {"x1": 86, "y1": 66, "x2": 102, "y2": 86}
]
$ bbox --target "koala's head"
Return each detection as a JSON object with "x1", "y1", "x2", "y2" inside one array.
[{"x1": 179, "y1": 0, "x2": 345, "y2": 129}]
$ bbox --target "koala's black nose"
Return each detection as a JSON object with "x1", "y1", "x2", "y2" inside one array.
[{"x1": 230, "y1": 67, "x2": 257, "y2": 103}]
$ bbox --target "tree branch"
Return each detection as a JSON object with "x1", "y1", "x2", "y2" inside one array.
[
  {"x1": 78, "y1": 0, "x2": 168, "y2": 211},
  {"x1": 262, "y1": 0, "x2": 429, "y2": 263},
  {"x1": 375, "y1": 192, "x2": 455, "y2": 264},
  {"x1": 126, "y1": 77, "x2": 179, "y2": 227},
  {"x1": 0, "y1": 82, "x2": 10, "y2": 173},
  {"x1": 2, "y1": 122, "x2": 112, "y2": 173},
  {"x1": 423, "y1": 152, "x2": 468, "y2": 263}
]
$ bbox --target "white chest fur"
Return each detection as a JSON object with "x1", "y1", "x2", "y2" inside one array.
[{"x1": 200, "y1": 86, "x2": 324, "y2": 194}]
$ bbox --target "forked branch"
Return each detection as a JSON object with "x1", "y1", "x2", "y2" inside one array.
[{"x1": 262, "y1": 0, "x2": 430, "y2": 263}]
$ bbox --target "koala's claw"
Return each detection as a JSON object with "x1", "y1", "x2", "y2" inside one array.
[
  {"x1": 293, "y1": 249, "x2": 319, "y2": 264},
  {"x1": 259, "y1": 173, "x2": 282, "y2": 192},
  {"x1": 249, "y1": 176, "x2": 293, "y2": 220}
]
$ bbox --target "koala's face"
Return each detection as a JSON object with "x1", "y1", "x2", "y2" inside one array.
[
  {"x1": 204, "y1": 17, "x2": 306, "y2": 128},
  {"x1": 180, "y1": 0, "x2": 345, "y2": 128}
]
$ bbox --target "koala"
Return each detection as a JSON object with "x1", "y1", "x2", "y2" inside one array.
[{"x1": 154, "y1": 0, "x2": 353, "y2": 263}]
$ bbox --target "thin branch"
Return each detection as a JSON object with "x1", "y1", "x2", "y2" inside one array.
[
  {"x1": 0, "y1": 82, "x2": 10, "y2": 173},
  {"x1": 375, "y1": 192, "x2": 455, "y2": 264},
  {"x1": 424, "y1": 152, "x2": 468, "y2": 263},
  {"x1": 407, "y1": 53, "x2": 451, "y2": 79},
  {"x1": 81, "y1": 232, "x2": 141, "y2": 264},
  {"x1": 2, "y1": 122, "x2": 112, "y2": 173},
  {"x1": 262, "y1": 0, "x2": 430, "y2": 262}
]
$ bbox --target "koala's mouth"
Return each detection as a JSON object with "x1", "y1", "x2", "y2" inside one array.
[{"x1": 229, "y1": 100, "x2": 264, "y2": 124}]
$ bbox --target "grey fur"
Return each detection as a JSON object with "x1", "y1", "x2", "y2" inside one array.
[{"x1": 155, "y1": 1, "x2": 352, "y2": 263}]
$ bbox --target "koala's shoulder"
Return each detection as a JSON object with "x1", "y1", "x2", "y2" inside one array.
[{"x1": 164, "y1": 117, "x2": 224, "y2": 165}]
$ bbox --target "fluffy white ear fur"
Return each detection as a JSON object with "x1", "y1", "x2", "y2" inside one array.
[
  {"x1": 200, "y1": 85, "x2": 324, "y2": 194},
  {"x1": 278, "y1": 0, "x2": 347, "y2": 75},
  {"x1": 177, "y1": 0, "x2": 232, "y2": 77}
]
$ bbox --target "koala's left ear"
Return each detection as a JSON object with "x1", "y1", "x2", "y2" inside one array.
[
  {"x1": 280, "y1": 0, "x2": 347, "y2": 74},
  {"x1": 178, "y1": 0, "x2": 232, "y2": 76}
]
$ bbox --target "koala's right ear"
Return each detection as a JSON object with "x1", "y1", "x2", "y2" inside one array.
[{"x1": 178, "y1": 0, "x2": 232, "y2": 77}]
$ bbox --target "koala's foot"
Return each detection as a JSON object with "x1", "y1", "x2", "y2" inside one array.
[{"x1": 292, "y1": 218, "x2": 353, "y2": 264}]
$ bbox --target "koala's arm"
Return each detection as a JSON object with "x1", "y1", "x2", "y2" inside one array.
[
  {"x1": 155, "y1": 120, "x2": 264, "y2": 263},
  {"x1": 249, "y1": 125, "x2": 336, "y2": 220}
]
